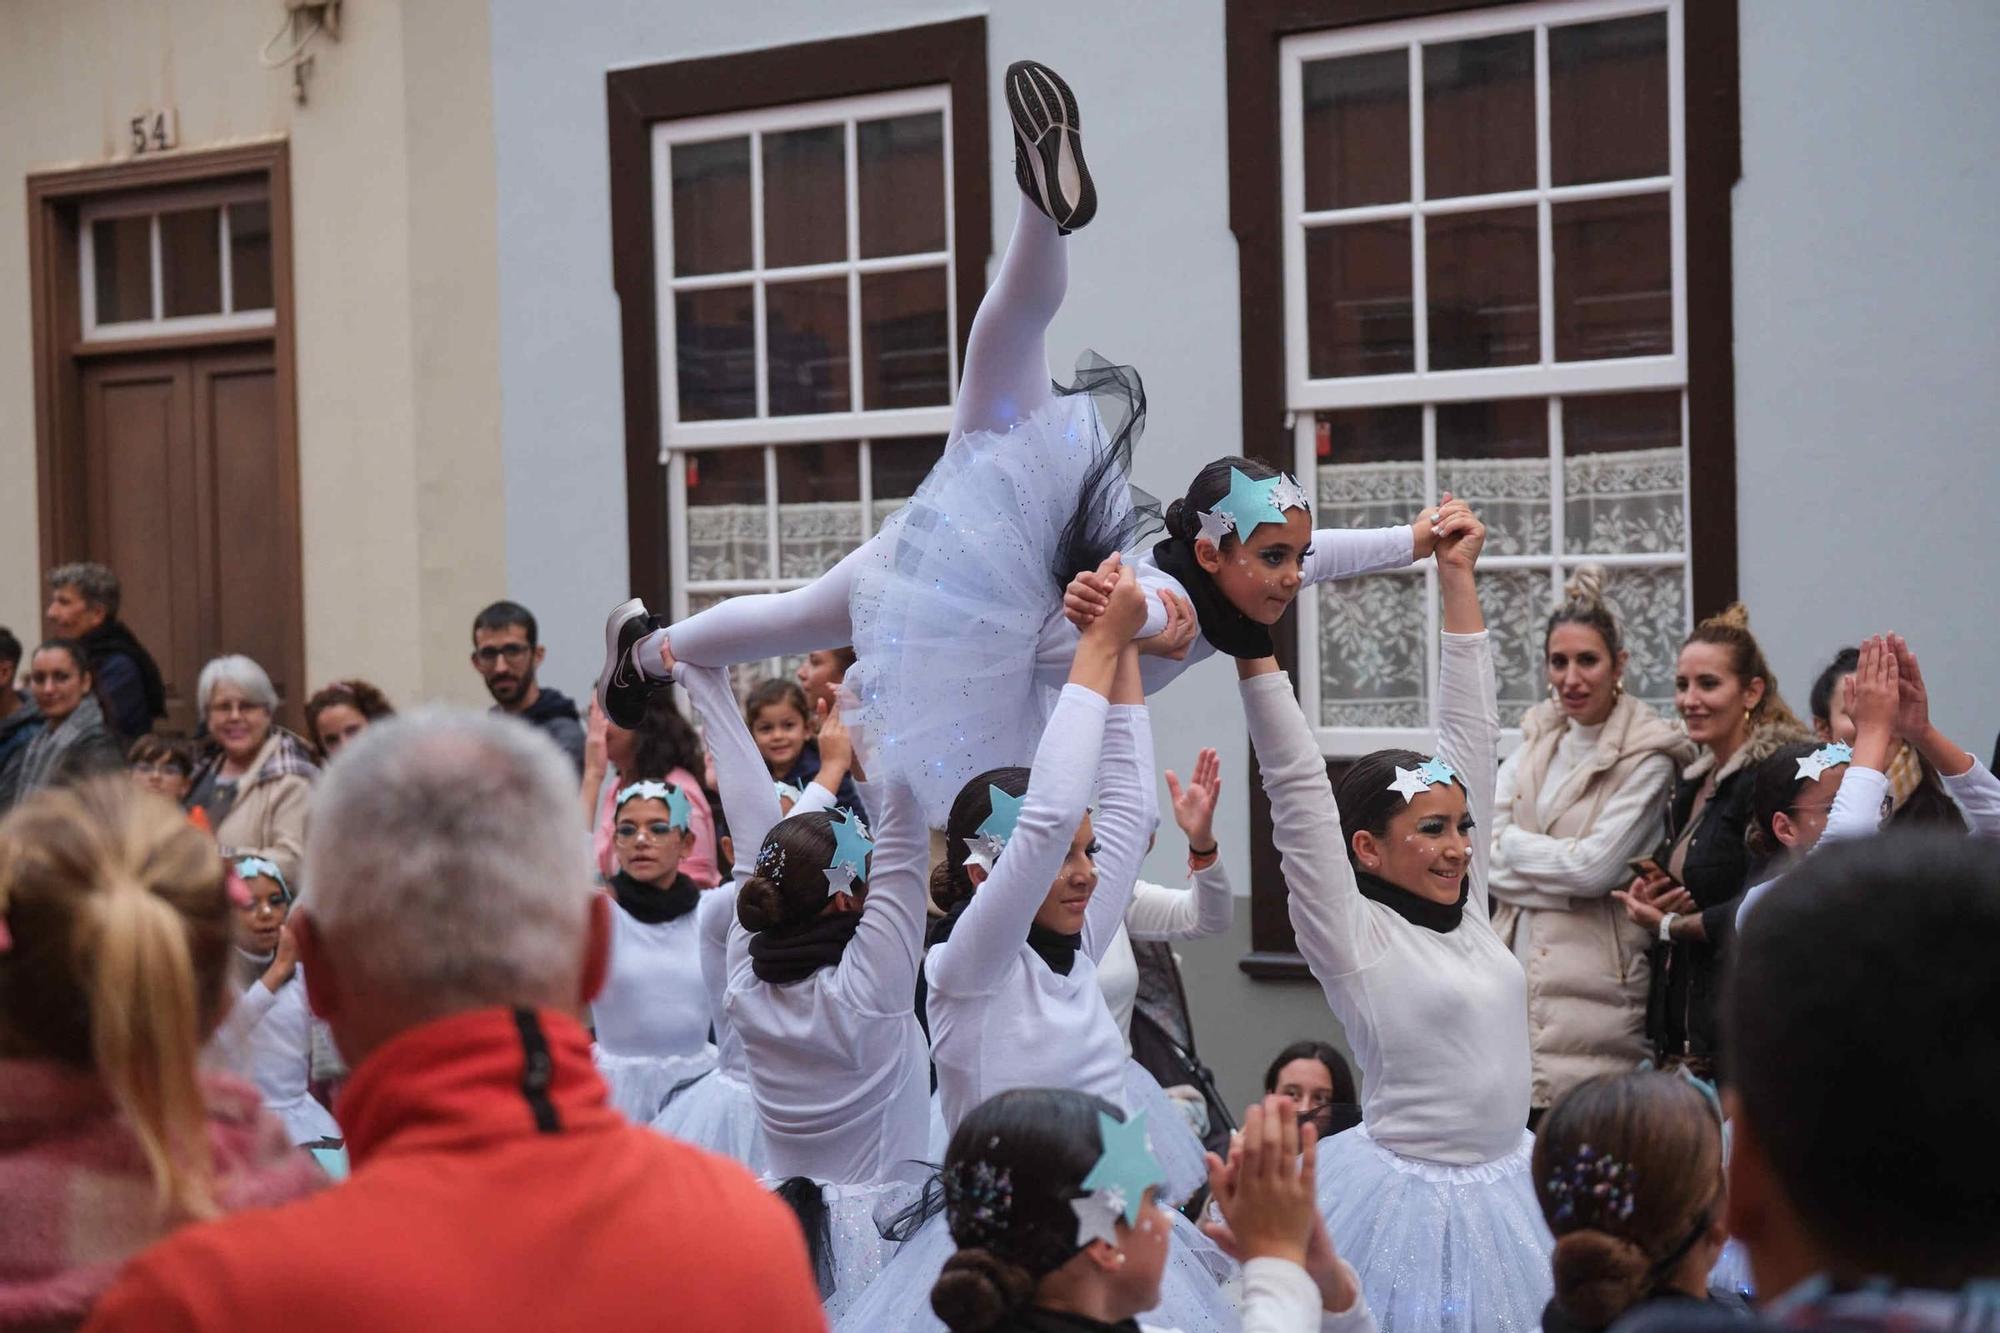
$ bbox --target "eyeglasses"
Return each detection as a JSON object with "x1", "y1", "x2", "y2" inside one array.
[
  {"x1": 473, "y1": 644, "x2": 532, "y2": 666},
  {"x1": 614, "y1": 821, "x2": 682, "y2": 843},
  {"x1": 207, "y1": 699, "x2": 269, "y2": 718}
]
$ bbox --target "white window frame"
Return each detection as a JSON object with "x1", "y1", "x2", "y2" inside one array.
[
  {"x1": 1281, "y1": 0, "x2": 1692, "y2": 756},
  {"x1": 651, "y1": 85, "x2": 959, "y2": 635},
  {"x1": 79, "y1": 183, "x2": 277, "y2": 342}
]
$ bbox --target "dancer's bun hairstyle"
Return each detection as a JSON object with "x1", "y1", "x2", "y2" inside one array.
[
  {"x1": 1544, "y1": 562, "x2": 1623, "y2": 660},
  {"x1": 736, "y1": 811, "x2": 850, "y2": 933},
  {"x1": 1163, "y1": 455, "x2": 1283, "y2": 549},
  {"x1": 931, "y1": 766, "x2": 1032, "y2": 913},
  {"x1": 932, "y1": 1249, "x2": 1038, "y2": 1333},
  {"x1": 1682, "y1": 603, "x2": 1809, "y2": 735}
]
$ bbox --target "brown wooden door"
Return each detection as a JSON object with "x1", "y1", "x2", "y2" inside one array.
[{"x1": 79, "y1": 345, "x2": 304, "y2": 737}]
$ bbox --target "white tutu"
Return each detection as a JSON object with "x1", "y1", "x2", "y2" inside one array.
[
  {"x1": 649, "y1": 1066, "x2": 768, "y2": 1175},
  {"x1": 832, "y1": 1202, "x2": 1238, "y2": 1332},
  {"x1": 1123, "y1": 1059, "x2": 1209, "y2": 1207},
  {"x1": 849, "y1": 360, "x2": 1145, "y2": 827},
  {"x1": 1316, "y1": 1125, "x2": 1552, "y2": 1333},
  {"x1": 266, "y1": 1091, "x2": 340, "y2": 1147},
  {"x1": 592, "y1": 1044, "x2": 717, "y2": 1125},
  {"x1": 1710, "y1": 1237, "x2": 1755, "y2": 1300},
  {"x1": 785, "y1": 1178, "x2": 923, "y2": 1325}
]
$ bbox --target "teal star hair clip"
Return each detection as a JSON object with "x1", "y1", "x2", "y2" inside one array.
[
  {"x1": 825, "y1": 808, "x2": 874, "y2": 890},
  {"x1": 1417, "y1": 756, "x2": 1458, "y2": 787},
  {"x1": 975, "y1": 785, "x2": 1025, "y2": 847},
  {"x1": 1389, "y1": 756, "x2": 1458, "y2": 803},
  {"x1": 1197, "y1": 467, "x2": 1310, "y2": 545},
  {"x1": 231, "y1": 856, "x2": 292, "y2": 902},
  {"x1": 1796, "y1": 742, "x2": 1853, "y2": 782},
  {"x1": 1077, "y1": 1109, "x2": 1166, "y2": 1227},
  {"x1": 615, "y1": 779, "x2": 694, "y2": 831}
]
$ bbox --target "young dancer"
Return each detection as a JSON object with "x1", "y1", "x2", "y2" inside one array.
[
  {"x1": 588, "y1": 778, "x2": 716, "y2": 1124},
  {"x1": 925, "y1": 1088, "x2": 1375, "y2": 1333},
  {"x1": 670, "y1": 645, "x2": 931, "y2": 1322},
  {"x1": 594, "y1": 59, "x2": 1429, "y2": 823},
  {"x1": 1237, "y1": 499, "x2": 1557, "y2": 1331},
  {"x1": 206, "y1": 856, "x2": 340, "y2": 1147}
]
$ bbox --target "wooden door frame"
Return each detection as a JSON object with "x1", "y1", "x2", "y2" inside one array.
[{"x1": 26, "y1": 139, "x2": 303, "y2": 725}]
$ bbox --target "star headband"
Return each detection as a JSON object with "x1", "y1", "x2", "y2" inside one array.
[
  {"x1": 231, "y1": 855, "x2": 292, "y2": 903},
  {"x1": 823, "y1": 808, "x2": 874, "y2": 894},
  {"x1": 1195, "y1": 467, "x2": 1311, "y2": 546},
  {"x1": 1795, "y1": 741, "x2": 1853, "y2": 782},
  {"x1": 614, "y1": 780, "x2": 693, "y2": 831},
  {"x1": 1072, "y1": 1110, "x2": 1166, "y2": 1246},
  {"x1": 963, "y1": 784, "x2": 1025, "y2": 875},
  {"x1": 1388, "y1": 756, "x2": 1459, "y2": 803}
]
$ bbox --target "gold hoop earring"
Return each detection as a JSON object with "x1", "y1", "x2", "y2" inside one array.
[{"x1": 1613, "y1": 680, "x2": 1624, "y2": 699}]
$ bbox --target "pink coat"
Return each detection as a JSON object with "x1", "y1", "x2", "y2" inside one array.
[{"x1": 594, "y1": 766, "x2": 719, "y2": 887}]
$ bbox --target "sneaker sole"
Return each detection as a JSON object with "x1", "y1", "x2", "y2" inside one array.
[
  {"x1": 1006, "y1": 60, "x2": 1096, "y2": 232},
  {"x1": 595, "y1": 596, "x2": 650, "y2": 720}
]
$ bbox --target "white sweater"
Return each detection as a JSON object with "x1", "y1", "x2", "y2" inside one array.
[
  {"x1": 1488, "y1": 722, "x2": 1678, "y2": 911},
  {"x1": 592, "y1": 904, "x2": 710, "y2": 1059},
  {"x1": 928, "y1": 687, "x2": 1159, "y2": 1137},
  {"x1": 1096, "y1": 865, "x2": 1235, "y2": 1043},
  {"x1": 1244, "y1": 633, "x2": 1530, "y2": 1165}
]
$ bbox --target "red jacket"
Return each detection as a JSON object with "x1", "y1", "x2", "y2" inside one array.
[{"x1": 84, "y1": 1007, "x2": 824, "y2": 1332}]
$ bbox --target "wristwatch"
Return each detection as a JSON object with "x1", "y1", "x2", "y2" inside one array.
[{"x1": 1658, "y1": 912, "x2": 1679, "y2": 942}]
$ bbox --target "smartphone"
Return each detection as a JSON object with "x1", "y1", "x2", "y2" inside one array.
[{"x1": 1628, "y1": 856, "x2": 1681, "y2": 886}]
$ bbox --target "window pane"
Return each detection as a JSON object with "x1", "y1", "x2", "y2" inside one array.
[
  {"x1": 1422, "y1": 32, "x2": 1534, "y2": 199},
  {"x1": 1553, "y1": 192, "x2": 1671, "y2": 361},
  {"x1": 684, "y1": 448, "x2": 770, "y2": 581},
  {"x1": 766, "y1": 277, "x2": 850, "y2": 416},
  {"x1": 159, "y1": 207, "x2": 222, "y2": 318},
  {"x1": 676, "y1": 286, "x2": 756, "y2": 420},
  {"x1": 1318, "y1": 575, "x2": 1427, "y2": 728},
  {"x1": 1305, "y1": 221, "x2": 1414, "y2": 377},
  {"x1": 1426, "y1": 206, "x2": 1537, "y2": 370},
  {"x1": 777, "y1": 441, "x2": 862, "y2": 577},
  {"x1": 1550, "y1": 14, "x2": 1669, "y2": 186},
  {"x1": 228, "y1": 201, "x2": 273, "y2": 312},
  {"x1": 92, "y1": 216, "x2": 152, "y2": 324},
  {"x1": 861, "y1": 267, "x2": 950, "y2": 409},
  {"x1": 870, "y1": 435, "x2": 947, "y2": 529},
  {"x1": 1563, "y1": 392, "x2": 1684, "y2": 555},
  {"x1": 1302, "y1": 50, "x2": 1409, "y2": 210},
  {"x1": 672, "y1": 137, "x2": 752, "y2": 276},
  {"x1": 763, "y1": 125, "x2": 846, "y2": 269},
  {"x1": 1598, "y1": 565, "x2": 1685, "y2": 710},
  {"x1": 1477, "y1": 568, "x2": 1550, "y2": 718},
  {"x1": 1314, "y1": 407, "x2": 1422, "y2": 532},
  {"x1": 1436, "y1": 399, "x2": 1550, "y2": 556},
  {"x1": 859, "y1": 114, "x2": 946, "y2": 258}
]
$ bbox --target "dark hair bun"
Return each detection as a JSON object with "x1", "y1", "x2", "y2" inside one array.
[
  {"x1": 1551, "y1": 1230, "x2": 1651, "y2": 1328},
  {"x1": 931, "y1": 1248, "x2": 1035, "y2": 1333},
  {"x1": 735, "y1": 875, "x2": 787, "y2": 933},
  {"x1": 1162, "y1": 497, "x2": 1192, "y2": 542},
  {"x1": 928, "y1": 859, "x2": 959, "y2": 912}
]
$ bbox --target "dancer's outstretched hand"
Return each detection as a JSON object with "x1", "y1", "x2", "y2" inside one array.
[
  {"x1": 1137, "y1": 589, "x2": 1196, "y2": 660},
  {"x1": 1433, "y1": 499, "x2": 1484, "y2": 572},
  {"x1": 1201, "y1": 1095, "x2": 1317, "y2": 1268},
  {"x1": 1411, "y1": 491, "x2": 1456, "y2": 559},
  {"x1": 1064, "y1": 565, "x2": 1116, "y2": 628},
  {"x1": 1887, "y1": 634, "x2": 1932, "y2": 741},
  {"x1": 1166, "y1": 747, "x2": 1221, "y2": 849},
  {"x1": 1083, "y1": 555, "x2": 1149, "y2": 643}
]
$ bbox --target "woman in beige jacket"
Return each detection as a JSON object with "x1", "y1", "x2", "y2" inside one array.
[
  {"x1": 1488, "y1": 568, "x2": 1693, "y2": 1120},
  {"x1": 185, "y1": 655, "x2": 319, "y2": 885}
]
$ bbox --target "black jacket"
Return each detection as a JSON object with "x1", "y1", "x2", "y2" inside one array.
[
  {"x1": 505, "y1": 686, "x2": 587, "y2": 773},
  {"x1": 1644, "y1": 723, "x2": 1804, "y2": 1067},
  {"x1": 79, "y1": 618, "x2": 166, "y2": 741}
]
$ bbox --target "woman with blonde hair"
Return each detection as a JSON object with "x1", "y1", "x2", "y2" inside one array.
[
  {"x1": 0, "y1": 778, "x2": 321, "y2": 1328},
  {"x1": 1490, "y1": 567, "x2": 1694, "y2": 1122}
]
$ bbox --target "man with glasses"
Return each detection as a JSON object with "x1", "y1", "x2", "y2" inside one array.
[{"x1": 471, "y1": 600, "x2": 585, "y2": 773}]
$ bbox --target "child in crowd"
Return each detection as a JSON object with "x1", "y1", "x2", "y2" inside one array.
[
  {"x1": 127, "y1": 733, "x2": 194, "y2": 804},
  {"x1": 747, "y1": 678, "x2": 864, "y2": 818},
  {"x1": 1263, "y1": 1040, "x2": 1359, "y2": 1140},
  {"x1": 206, "y1": 855, "x2": 341, "y2": 1147},
  {"x1": 589, "y1": 777, "x2": 716, "y2": 1124}
]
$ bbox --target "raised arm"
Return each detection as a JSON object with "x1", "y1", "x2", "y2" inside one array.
[
  {"x1": 1125, "y1": 862, "x2": 1235, "y2": 941},
  {"x1": 1431, "y1": 502, "x2": 1497, "y2": 913},
  {"x1": 1300, "y1": 521, "x2": 1421, "y2": 586},
  {"x1": 1084, "y1": 651, "x2": 1158, "y2": 960},
  {"x1": 837, "y1": 777, "x2": 929, "y2": 1016},
  {"x1": 673, "y1": 659, "x2": 781, "y2": 884},
  {"x1": 1886, "y1": 633, "x2": 2000, "y2": 838}
]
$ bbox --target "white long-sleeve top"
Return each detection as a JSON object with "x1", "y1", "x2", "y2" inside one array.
[
  {"x1": 1027, "y1": 526, "x2": 1416, "y2": 696},
  {"x1": 205, "y1": 970, "x2": 316, "y2": 1117},
  {"x1": 1736, "y1": 755, "x2": 2000, "y2": 928},
  {"x1": 928, "y1": 687, "x2": 1159, "y2": 1137},
  {"x1": 591, "y1": 903, "x2": 710, "y2": 1059},
  {"x1": 1096, "y1": 864, "x2": 1236, "y2": 1043},
  {"x1": 679, "y1": 662, "x2": 932, "y2": 1185},
  {"x1": 696, "y1": 883, "x2": 748, "y2": 1078},
  {"x1": 1488, "y1": 724, "x2": 1678, "y2": 911},
  {"x1": 1245, "y1": 632, "x2": 1530, "y2": 1165}
]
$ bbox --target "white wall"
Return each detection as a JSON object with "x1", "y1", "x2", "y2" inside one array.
[
  {"x1": 488, "y1": 0, "x2": 1345, "y2": 1109},
  {"x1": 1735, "y1": 0, "x2": 2000, "y2": 752}
]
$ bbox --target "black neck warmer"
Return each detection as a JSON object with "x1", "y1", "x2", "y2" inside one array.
[
  {"x1": 609, "y1": 871, "x2": 699, "y2": 926},
  {"x1": 1354, "y1": 868, "x2": 1466, "y2": 933},
  {"x1": 928, "y1": 897, "x2": 1082, "y2": 976},
  {"x1": 1150, "y1": 534, "x2": 1274, "y2": 659},
  {"x1": 748, "y1": 911, "x2": 864, "y2": 984}
]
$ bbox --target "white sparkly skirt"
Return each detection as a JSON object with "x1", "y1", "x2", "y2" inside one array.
[
  {"x1": 1316, "y1": 1125, "x2": 1552, "y2": 1333},
  {"x1": 650, "y1": 1066, "x2": 768, "y2": 1176},
  {"x1": 787, "y1": 1178, "x2": 924, "y2": 1326},
  {"x1": 849, "y1": 372, "x2": 1142, "y2": 827},
  {"x1": 592, "y1": 1044, "x2": 717, "y2": 1125},
  {"x1": 831, "y1": 1203, "x2": 1238, "y2": 1333},
  {"x1": 1123, "y1": 1058, "x2": 1210, "y2": 1207}
]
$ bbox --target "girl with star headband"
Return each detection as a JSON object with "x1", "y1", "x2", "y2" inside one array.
[
  {"x1": 663, "y1": 641, "x2": 932, "y2": 1322},
  {"x1": 1729, "y1": 635, "x2": 2000, "y2": 932},
  {"x1": 206, "y1": 855, "x2": 341, "y2": 1147},
  {"x1": 593, "y1": 59, "x2": 1428, "y2": 827},
  {"x1": 925, "y1": 1087, "x2": 1372, "y2": 1333},
  {"x1": 586, "y1": 777, "x2": 717, "y2": 1125},
  {"x1": 1235, "y1": 502, "x2": 1561, "y2": 1331}
]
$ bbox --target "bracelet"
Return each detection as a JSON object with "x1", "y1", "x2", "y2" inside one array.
[{"x1": 1187, "y1": 841, "x2": 1219, "y2": 859}]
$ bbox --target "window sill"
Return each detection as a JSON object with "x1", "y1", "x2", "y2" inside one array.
[{"x1": 1237, "y1": 951, "x2": 1317, "y2": 982}]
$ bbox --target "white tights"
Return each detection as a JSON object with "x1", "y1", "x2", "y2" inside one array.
[{"x1": 645, "y1": 196, "x2": 1067, "y2": 674}]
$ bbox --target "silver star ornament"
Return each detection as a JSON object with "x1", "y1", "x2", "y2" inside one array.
[
  {"x1": 1388, "y1": 765, "x2": 1434, "y2": 803},
  {"x1": 962, "y1": 832, "x2": 1006, "y2": 874},
  {"x1": 1194, "y1": 508, "x2": 1236, "y2": 547},
  {"x1": 1071, "y1": 1188, "x2": 1125, "y2": 1249},
  {"x1": 1269, "y1": 473, "x2": 1311, "y2": 513},
  {"x1": 823, "y1": 862, "x2": 859, "y2": 895}
]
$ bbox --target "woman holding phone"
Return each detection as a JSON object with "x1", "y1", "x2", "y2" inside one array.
[{"x1": 1612, "y1": 604, "x2": 1809, "y2": 1080}]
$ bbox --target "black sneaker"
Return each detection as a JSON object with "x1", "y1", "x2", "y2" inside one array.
[
  {"x1": 595, "y1": 598, "x2": 656, "y2": 729},
  {"x1": 1007, "y1": 60, "x2": 1096, "y2": 233}
]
